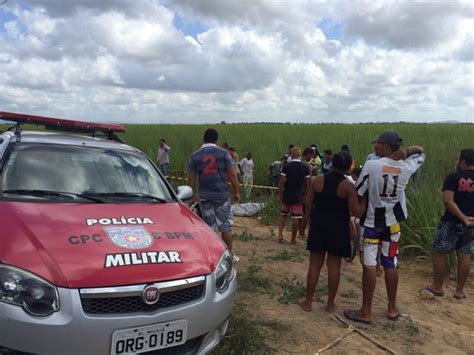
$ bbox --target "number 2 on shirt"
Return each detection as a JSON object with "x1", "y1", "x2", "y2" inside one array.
[{"x1": 202, "y1": 155, "x2": 218, "y2": 175}]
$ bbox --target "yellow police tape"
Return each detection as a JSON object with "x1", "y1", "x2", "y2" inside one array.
[{"x1": 166, "y1": 175, "x2": 279, "y2": 190}]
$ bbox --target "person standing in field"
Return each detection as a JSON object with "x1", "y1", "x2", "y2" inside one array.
[
  {"x1": 424, "y1": 148, "x2": 474, "y2": 300},
  {"x1": 345, "y1": 130, "x2": 424, "y2": 324},
  {"x1": 187, "y1": 129, "x2": 241, "y2": 263},
  {"x1": 229, "y1": 147, "x2": 241, "y2": 182},
  {"x1": 322, "y1": 149, "x2": 333, "y2": 174},
  {"x1": 297, "y1": 151, "x2": 366, "y2": 313},
  {"x1": 345, "y1": 166, "x2": 363, "y2": 263},
  {"x1": 222, "y1": 143, "x2": 237, "y2": 161},
  {"x1": 239, "y1": 152, "x2": 255, "y2": 198},
  {"x1": 299, "y1": 148, "x2": 315, "y2": 238},
  {"x1": 268, "y1": 158, "x2": 284, "y2": 187},
  {"x1": 284, "y1": 144, "x2": 295, "y2": 164},
  {"x1": 366, "y1": 139, "x2": 383, "y2": 162},
  {"x1": 310, "y1": 144, "x2": 323, "y2": 176},
  {"x1": 277, "y1": 147, "x2": 311, "y2": 244},
  {"x1": 157, "y1": 138, "x2": 171, "y2": 176},
  {"x1": 341, "y1": 144, "x2": 356, "y2": 173}
]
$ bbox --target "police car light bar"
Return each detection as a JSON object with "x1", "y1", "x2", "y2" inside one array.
[{"x1": 0, "y1": 111, "x2": 126, "y2": 134}]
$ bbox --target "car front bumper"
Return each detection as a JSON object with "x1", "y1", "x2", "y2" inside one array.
[{"x1": 0, "y1": 273, "x2": 236, "y2": 354}]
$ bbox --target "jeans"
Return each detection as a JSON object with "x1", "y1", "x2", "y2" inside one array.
[{"x1": 160, "y1": 163, "x2": 170, "y2": 176}]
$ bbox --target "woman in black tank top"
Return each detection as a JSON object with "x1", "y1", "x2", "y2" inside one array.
[{"x1": 297, "y1": 151, "x2": 366, "y2": 313}]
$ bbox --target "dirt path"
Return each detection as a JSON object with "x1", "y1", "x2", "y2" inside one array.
[{"x1": 228, "y1": 216, "x2": 474, "y2": 355}]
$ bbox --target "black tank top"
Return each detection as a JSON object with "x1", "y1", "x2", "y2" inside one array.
[{"x1": 312, "y1": 171, "x2": 349, "y2": 219}]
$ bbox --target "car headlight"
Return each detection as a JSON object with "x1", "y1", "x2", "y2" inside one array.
[
  {"x1": 215, "y1": 251, "x2": 234, "y2": 293},
  {"x1": 0, "y1": 264, "x2": 59, "y2": 317}
]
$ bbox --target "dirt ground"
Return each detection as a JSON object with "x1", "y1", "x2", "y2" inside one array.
[{"x1": 229, "y1": 216, "x2": 474, "y2": 355}]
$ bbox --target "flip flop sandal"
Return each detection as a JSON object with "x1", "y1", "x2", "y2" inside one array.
[
  {"x1": 344, "y1": 309, "x2": 372, "y2": 325},
  {"x1": 453, "y1": 293, "x2": 466, "y2": 300},
  {"x1": 422, "y1": 287, "x2": 444, "y2": 297}
]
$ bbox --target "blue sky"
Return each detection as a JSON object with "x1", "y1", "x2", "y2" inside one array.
[
  {"x1": 173, "y1": 13, "x2": 207, "y2": 40},
  {"x1": 0, "y1": 7, "x2": 16, "y2": 33},
  {"x1": 318, "y1": 18, "x2": 342, "y2": 41}
]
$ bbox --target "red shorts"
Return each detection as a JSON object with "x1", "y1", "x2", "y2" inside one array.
[{"x1": 280, "y1": 202, "x2": 304, "y2": 218}]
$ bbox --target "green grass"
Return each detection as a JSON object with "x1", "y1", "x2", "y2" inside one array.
[
  {"x1": 238, "y1": 251, "x2": 273, "y2": 294},
  {"x1": 210, "y1": 302, "x2": 275, "y2": 354},
  {"x1": 121, "y1": 123, "x2": 473, "y2": 188},
  {"x1": 278, "y1": 276, "x2": 329, "y2": 304},
  {"x1": 382, "y1": 317, "x2": 420, "y2": 338},
  {"x1": 278, "y1": 276, "x2": 306, "y2": 304},
  {"x1": 257, "y1": 193, "x2": 280, "y2": 225},
  {"x1": 267, "y1": 249, "x2": 303, "y2": 262},
  {"x1": 233, "y1": 230, "x2": 256, "y2": 242}
]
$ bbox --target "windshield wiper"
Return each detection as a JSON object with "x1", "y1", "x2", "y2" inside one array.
[
  {"x1": 82, "y1": 192, "x2": 168, "y2": 203},
  {"x1": 2, "y1": 189, "x2": 105, "y2": 203}
]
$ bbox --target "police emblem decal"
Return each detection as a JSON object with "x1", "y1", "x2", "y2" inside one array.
[{"x1": 105, "y1": 226, "x2": 154, "y2": 249}]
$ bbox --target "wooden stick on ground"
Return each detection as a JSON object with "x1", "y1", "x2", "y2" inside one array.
[
  {"x1": 331, "y1": 315, "x2": 397, "y2": 355},
  {"x1": 315, "y1": 333, "x2": 356, "y2": 354}
]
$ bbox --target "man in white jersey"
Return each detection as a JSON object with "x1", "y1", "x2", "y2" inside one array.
[{"x1": 345, "y1": 130, "x2": 424, "y2": 324}]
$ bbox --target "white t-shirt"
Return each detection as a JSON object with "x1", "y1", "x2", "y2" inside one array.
[
  {"x1": 356, "y1": 154, "x2": 425, "y2": 228},
  {"x1": 239, "y1": 158, "x2": 254, "y2": 177},
  {"x1": 157, "y1": 144, "x2": 170, "y2": 165}
]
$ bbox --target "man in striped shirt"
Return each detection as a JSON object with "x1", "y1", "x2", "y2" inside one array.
[
  {"x1": 345, "y1": 130, "x2": 424, "y2": 324},
  {"x1": 187, "y1": 129, "x2": 241, "y2": 262}
]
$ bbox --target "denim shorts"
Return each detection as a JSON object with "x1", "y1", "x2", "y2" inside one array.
[
  {"x1": 433, "y1": 221, "x2": 473, "y2": 254},
  {"x1": 200, "y1": 199, "x2": 233, "y2": 233}
]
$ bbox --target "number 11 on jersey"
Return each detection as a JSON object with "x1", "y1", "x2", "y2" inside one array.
[{"x1": 380, "y1": 174, "x2": 399, "y2": 197}]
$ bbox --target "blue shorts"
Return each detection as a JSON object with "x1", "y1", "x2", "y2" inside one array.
[
  {"x1": 361, "y1": 224, "x2": 400, "y2": 269},
  {"x1": 433, "y1": 221, "x2": 473, "y2": 254},
  {"x1": 200, "y1": 199, "x2": 233, "y2": 233}
]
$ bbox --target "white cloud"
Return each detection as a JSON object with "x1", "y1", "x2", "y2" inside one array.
[
  {"x1": 0, "y1": 0, "x2": 472, "y2": 123},
  {"x1": 342, "y1": 1, "x2": 473, "y2": 49}
]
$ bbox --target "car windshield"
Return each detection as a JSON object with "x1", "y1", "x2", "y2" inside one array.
[{"x1": 1, "y1": 143, "x2": 173, "y2": 202}]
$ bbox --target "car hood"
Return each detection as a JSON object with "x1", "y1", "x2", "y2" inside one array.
[{"x1": 0, "y1": 201, "x2": 225, "y2": 288}]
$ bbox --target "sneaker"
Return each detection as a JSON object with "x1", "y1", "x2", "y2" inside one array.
[{"x1": 232, "y1": 255, "x2": 240, "y2": 264}]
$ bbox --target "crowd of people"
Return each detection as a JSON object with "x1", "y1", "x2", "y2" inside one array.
[{"x1": 158, "y1": 129, "x2": 473, "y2": 324}]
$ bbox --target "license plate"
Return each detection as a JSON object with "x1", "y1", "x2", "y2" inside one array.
[{"x1": 111, "y1": 320, "x2": 187, "y2": 354}]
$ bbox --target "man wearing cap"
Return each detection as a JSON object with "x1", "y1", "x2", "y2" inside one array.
[{"x1": 345, "y1": 130, "x2": 424, "y2": 324}]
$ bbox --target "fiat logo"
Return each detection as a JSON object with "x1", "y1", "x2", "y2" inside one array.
[{"x1": 142, "y1": 285, "x2": 160, "y2": 305}]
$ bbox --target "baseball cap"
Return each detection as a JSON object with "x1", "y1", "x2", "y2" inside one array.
[{"x1": 371, "y1": 130, "x2": 403, "y2": 145}]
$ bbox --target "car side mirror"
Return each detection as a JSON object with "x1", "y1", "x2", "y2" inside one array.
[{"x1": 176, "y1": 185, "x2": 193, "y2": 201}]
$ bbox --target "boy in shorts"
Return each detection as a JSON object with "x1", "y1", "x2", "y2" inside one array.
[{"x1": 277, "y1": 147, "x2": 311, "y2": 244}]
